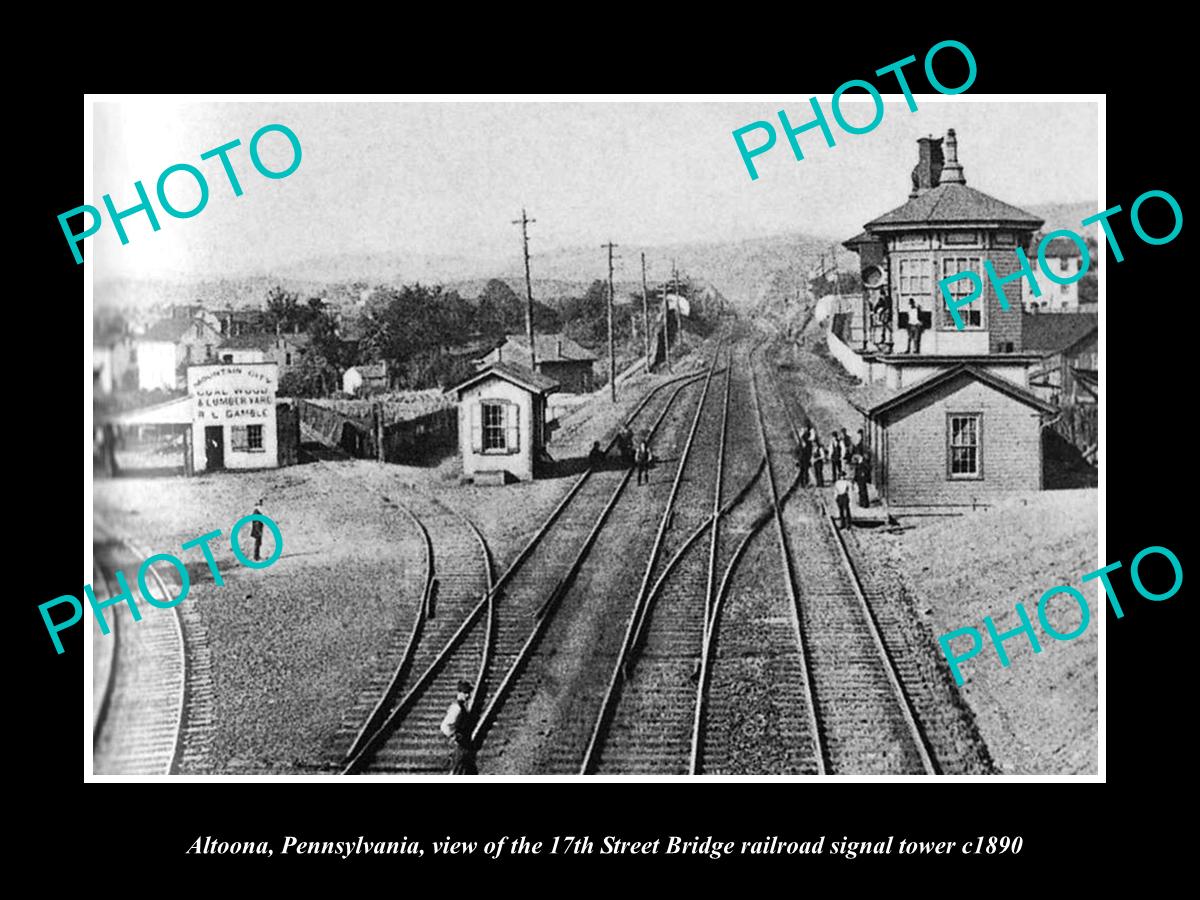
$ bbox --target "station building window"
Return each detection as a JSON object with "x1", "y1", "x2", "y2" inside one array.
[{"x1": 947, "y1": 414, "x2": 982, "y2": 478}]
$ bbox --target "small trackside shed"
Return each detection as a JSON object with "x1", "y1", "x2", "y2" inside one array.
[
  {"x1": 451, "y1": 362, "x2": 559, "y2": 482},
  {"x1": 855, "y1": 363, "x2": 1057, "y2": 506}
]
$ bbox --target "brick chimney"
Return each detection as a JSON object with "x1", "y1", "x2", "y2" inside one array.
[
  {"x1": 939, "y1": 128, "x2": 966, "y2": 185},
  {"x1": 909, "y1": 137, "x2": 945, "y2": 197}
]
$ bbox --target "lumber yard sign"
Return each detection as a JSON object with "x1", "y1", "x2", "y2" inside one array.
[
  {"x1": 732, "y1": 39, "x2": 977, "y2": 181},
  {"x1": 938, "y1": 544, "x2": 1182, "y2": 685}
]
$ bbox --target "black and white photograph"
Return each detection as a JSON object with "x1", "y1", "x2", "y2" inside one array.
[{"x1": 85, "y1": 97, "x2": 1100, "y2": 778}]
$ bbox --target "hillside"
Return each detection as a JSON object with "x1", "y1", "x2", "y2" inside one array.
[
  {"x1": 94, "y1": 199, "x2": 1095, "y2": 320},
  {"x1": 1025, "y1": 201, "x2": 1096, "y2": 234}
]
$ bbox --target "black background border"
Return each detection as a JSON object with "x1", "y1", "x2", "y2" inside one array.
[{"x1": 21, "y1": 20, "x2": 1190, "y2": 881}]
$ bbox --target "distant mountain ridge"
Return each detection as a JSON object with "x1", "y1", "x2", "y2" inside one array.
[{"x1": 96, "y1": 199, "x2": 1096, "y2": 318}]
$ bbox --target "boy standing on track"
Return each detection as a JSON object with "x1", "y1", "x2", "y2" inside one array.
[{"x1": 440, "y1": 680, "x2": 478, "y2": 775}]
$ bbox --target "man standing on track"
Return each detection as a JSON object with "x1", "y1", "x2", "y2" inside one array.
[
  {"x1": 440, "y1": 680, "x2": 478, "y2": 775},
  {"x1": 851, "y1": 435, "x2": 871, "y2": 508},
  {"x1": 834, "y1": 470, "x2": 853, "y2": 528},
  {"x1": 797, "y1": 426, "x2": 812, "y2": 486},
  {"x1": 635, "y1": 438, "x2": 653, "y2": 486},
  {"x1": 251, "y1": 499, "x2": 265, "y2": 561}
]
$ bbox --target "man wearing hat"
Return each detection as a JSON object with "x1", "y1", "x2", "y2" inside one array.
[
  {"x1": 250, "y1": 499, "x2": 266, "y2": 561},
  {"x1": 440, "y1": 680, "x2": 478, "y2": 775}
]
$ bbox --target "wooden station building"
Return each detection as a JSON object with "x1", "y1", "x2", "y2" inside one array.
[{"x1": 451, "y1": 362, "x2": 559, "y2": 483}]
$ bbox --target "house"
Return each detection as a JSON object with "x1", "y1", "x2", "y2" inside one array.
[
  {"x1": 134, "y1": 316, "x2": 224, "y2": 391},
  {"x1": 451, "y1": 362, "x2": 559, "y2": 483},
  {"x1": 216, "y1": 332, "x2": 310, "y2": 377},
  {"x1": 837, "y1": 128, "x2": 1069, "y2": 505},
  {"x1": 219, "y1": 308, "x2": 269, "y2": 337},
  {"x1": 96, "y1": 362, "x2": 295, "y2": 475},
  {"x1": 476, "y1": 333, "x2": 598, "y2": 394},
  {"x1": 852, "y1": 364, "x2": 1057, "y2": 506},
  {"x1": 1024, "y1": 236, "x2": 1086, "y2": 312},
  {"x1": 93, "y1": 334, "x2": 138, "y2": 394},
  {"x1": 1024, "y1": 312, "x2": 1098, "y2": 462},
  {"x1": 343, "y1": 362, "x2": 388, "y2": 395},
  {"x1": 1023, "y1": 312, "x2": 1098, "y2": 406},
  {"x1": 189, "y1": 363, "x2": 281, "y2": 472}
]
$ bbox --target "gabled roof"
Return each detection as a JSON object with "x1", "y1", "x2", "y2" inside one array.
[
  {"x1": 1040, "y1": 236, "x2": 1084, "y2": 259},
  {"x1": 865, "y1": 183, "x2": 1043, "y2": 231},
  {"x1": 1021, "y1": 312, "x2": 1098, "y2": 354},
  {"x1": 857, "y1": 363, "x2": 1057, "y2": 419},
  {"x1": 450, "y1": 361, "x2": 560, "y2": 398},
  {"x1": 842, "y1": 230, "x2": 883, "y2": 250},
  {"x1": 481, "y1": 333, "x2": 598, "y2": 365},
  {"x1": 139, "y1": 317, "x2": 214, "y2": 343},
  {"x1": 98, "y1": 395, "x2": 192, "y2": 426},
  {"x1": 219, "y1": 332, "x2": 311, "y2": 351},
  {"x1": 218, "y1": 333, "x2": 274, "y2": 351}
]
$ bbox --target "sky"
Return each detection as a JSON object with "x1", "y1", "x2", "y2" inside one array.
[{"x1": 91, "y1": 98, "x2": 1099, "y2": 282}]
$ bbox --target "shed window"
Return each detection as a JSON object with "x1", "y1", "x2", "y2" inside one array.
[
  {"x1": 948, "y1": 414, "x2": 981, "y2": 478},
  {"x1": 231, "y1": 424, "x2": 265, "y2": 452},
  {"x1": 472, "y1": 399, "x2": 519, "y2": 455}
]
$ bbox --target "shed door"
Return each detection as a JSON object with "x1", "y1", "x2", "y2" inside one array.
[
  {"x1": 505, "y1": 404, "x2": 520, "y2": 454},
  {"x1": 470, "y1": 402, "x2": 482, "y2": 453}
]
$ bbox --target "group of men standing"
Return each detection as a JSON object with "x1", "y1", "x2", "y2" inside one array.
[{"x1": 793, "y1": 423, "x2": 871, "y2": 529}]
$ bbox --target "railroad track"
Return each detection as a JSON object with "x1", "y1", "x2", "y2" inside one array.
[
  {"x1": 694, "y1": 339, "x2": 821, "y2": 774},
  {"x1": 341, "y1": 356, "x2": 716, "y2": 774},
  {"x1": 475, "y1": 347, "x2": 732, "y2": 774},
  {"x1": 92, "y1": 526, "x2": 190, "y2": 775},
  {"x1": 581, "y1": 331, "x2": 940, "y2": 775},
  {"x1": 748, "y1": 337, "x2": 938, "y2": 774},
  {"x1": 328, "y1": 487, "x2": 494, "y2": 772},
  {"x1": 582, "y1": 338, "x2": 750, "y2": 774}
]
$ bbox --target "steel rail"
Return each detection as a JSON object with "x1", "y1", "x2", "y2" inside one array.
[
  {"x1": 341, "y1": 365, "x2": 709, "y2": 774},
  {"x1": 464, "y1": 369, "x2": 705, "y2": 764},
  {"x1": 577, "y1": 341, "x2": 726, "y2": 774},
  {"x1": 92, "y1": 518, "x2": 189, "y2": 776}
]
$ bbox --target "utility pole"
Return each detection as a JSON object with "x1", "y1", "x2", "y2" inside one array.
[
  {"x1": 660, "y1": 277, "x2": 672, "y2": 374},
  {"x1": 602, "y1": 241, "x2": 619, "y2": 401},
  {"x1": 640, "y1": 253, "x2": 650, "y2": 367},
  {"x1": 512, "y1": 208, "x2": 537, "y2": 370}
]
